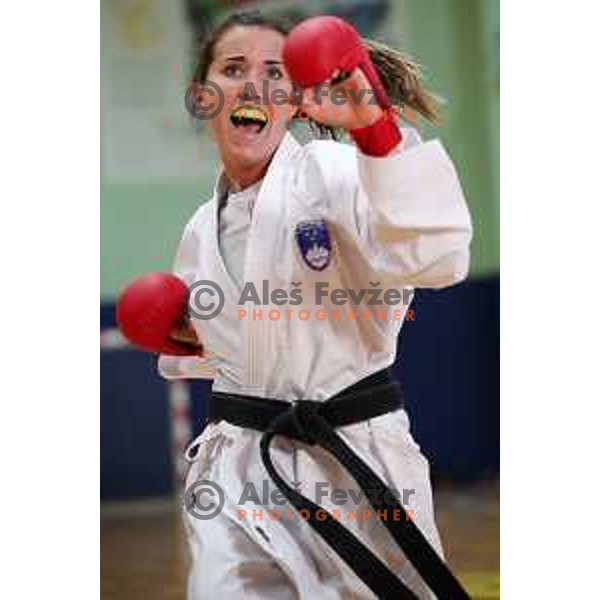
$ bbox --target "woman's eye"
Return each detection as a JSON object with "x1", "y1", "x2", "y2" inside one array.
[
  {"x1": 267, "y1": 66, "x2": 283, "y2": 80},
  {"x1": 224, "y1": 64, "x2": 243, "y2": 78}
]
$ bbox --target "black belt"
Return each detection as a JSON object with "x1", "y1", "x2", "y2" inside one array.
[{"x1": 208, "y1": 369, "x2": 470, "y2": 600}]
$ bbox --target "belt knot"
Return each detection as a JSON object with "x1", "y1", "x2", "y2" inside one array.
[{"x1": 268, "y1": 399, "x2": 321, "y2": 445}]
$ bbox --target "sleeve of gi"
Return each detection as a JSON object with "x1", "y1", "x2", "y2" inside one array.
[
  {"x1": 304, "y1": 128, "x2": 473, "y2": 289},
  {"x1": 157, "y1": 215, "x2": 216, "y2": 380}
]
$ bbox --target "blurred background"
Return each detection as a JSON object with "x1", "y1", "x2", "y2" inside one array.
[{"x1": 101, "y1": 0, "x2": 499, "y2": 598}]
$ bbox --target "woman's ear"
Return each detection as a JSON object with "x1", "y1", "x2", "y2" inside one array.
[
  {"x1": 284, "y1": 94, "x2": 300, "y2": 123},
  {"x1": 285, "y1": 85, "x2": 304, "y2": 122}
]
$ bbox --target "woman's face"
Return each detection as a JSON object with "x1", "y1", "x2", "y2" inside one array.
[{"x1": 203, "y1": 26, "x2": 295, "y2": 175}]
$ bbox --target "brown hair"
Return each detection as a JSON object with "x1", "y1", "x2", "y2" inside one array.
[
  {"x1": 194, "y1": 10, "x2": 441, "y2": 137},
  {"x1": 363, "y1": 38, "x2": 440, "y2": 124}
]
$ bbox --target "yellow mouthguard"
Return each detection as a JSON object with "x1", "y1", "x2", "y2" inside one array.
[{"x1": 230, "y1": 107, "x2": 268, "y2": 122}]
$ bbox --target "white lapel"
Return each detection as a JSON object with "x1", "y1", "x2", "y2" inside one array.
[
  {"x1": 240, "y1": 133, "x2": 303, "y2": 393},
  {"x1": 207, "y1": 172, "x2": 243, "y2": 300},
  {"x1": 243, "y1": 132, "x2": 302, "y2": 283}
]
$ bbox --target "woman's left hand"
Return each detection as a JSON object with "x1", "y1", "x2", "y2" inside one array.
[{"x1": 298, "y1": 67, "x2": 384, "y2": 130}]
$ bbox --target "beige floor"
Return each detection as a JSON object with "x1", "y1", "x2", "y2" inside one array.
[{"x1": 101, "y1": 481, "x2": 499, "y2": 599}]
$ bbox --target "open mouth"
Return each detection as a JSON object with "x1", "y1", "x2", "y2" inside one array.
[{"x1": 229, "y1": 106, "x2": 269, "y2": 133}]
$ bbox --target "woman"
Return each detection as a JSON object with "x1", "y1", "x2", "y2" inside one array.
[{"x1": 119, "y1": 10, "x2": 472, "y2": 600}]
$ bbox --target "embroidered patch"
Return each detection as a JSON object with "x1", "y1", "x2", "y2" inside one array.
[{"x1": 294, "y1": 219, "x2": 332, "y2": 271}]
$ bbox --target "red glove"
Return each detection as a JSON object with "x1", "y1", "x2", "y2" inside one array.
[
  {"x1": 283, "y1": 15, "x2": 401, "y2": 156},
  {"x1": 116, "y1": 272, "x2": 200, "y2": 356}
]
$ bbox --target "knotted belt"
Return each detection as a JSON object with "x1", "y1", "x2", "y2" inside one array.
[{"x1": 208, "y1": 369, "x2": 470, "y2": 599}]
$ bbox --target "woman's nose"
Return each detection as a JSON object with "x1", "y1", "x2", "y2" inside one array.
[{"x1": 237, "y1": 73, "x2": 267, "y2": 106}]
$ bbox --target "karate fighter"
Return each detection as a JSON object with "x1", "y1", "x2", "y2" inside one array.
[{"x1": 117, "y1": 11, "x2": 473, "y2": 600}]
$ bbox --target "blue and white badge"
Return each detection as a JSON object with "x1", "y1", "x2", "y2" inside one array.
[{"x1": 295, "y1": 219, "x2": 332, "y2": 271}]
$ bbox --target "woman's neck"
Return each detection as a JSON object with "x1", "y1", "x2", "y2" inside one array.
[{"x1": 222, "y1": 161, "x2": 268, "y2": 193}]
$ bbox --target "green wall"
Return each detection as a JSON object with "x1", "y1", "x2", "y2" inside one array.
[
  {"x1": 101, "y1": 179, "x2": 211, "y2": 298},
  {"x1": 398, "y1": 0, "x2": 500, "y2": 275}
]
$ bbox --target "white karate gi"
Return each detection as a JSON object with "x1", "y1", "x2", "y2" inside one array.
[{"x1": 159, "y1": 128, "x2": 472, "y2": 599}]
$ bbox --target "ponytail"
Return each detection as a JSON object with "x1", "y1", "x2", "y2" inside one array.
[
  {"x1": 300, "y1": 38, "x2": 441, "y2": 140},
  {"x1": 363, "y1": 38, "x2": 441, "y2": 125}
]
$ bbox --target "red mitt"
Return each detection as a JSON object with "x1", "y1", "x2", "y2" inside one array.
[
  {"x1": 116, "y1": 272, "x2": 201, "y2": 356},
  {"x1": 283, "y1": 15, "x2": 401, "y2": 156}
]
